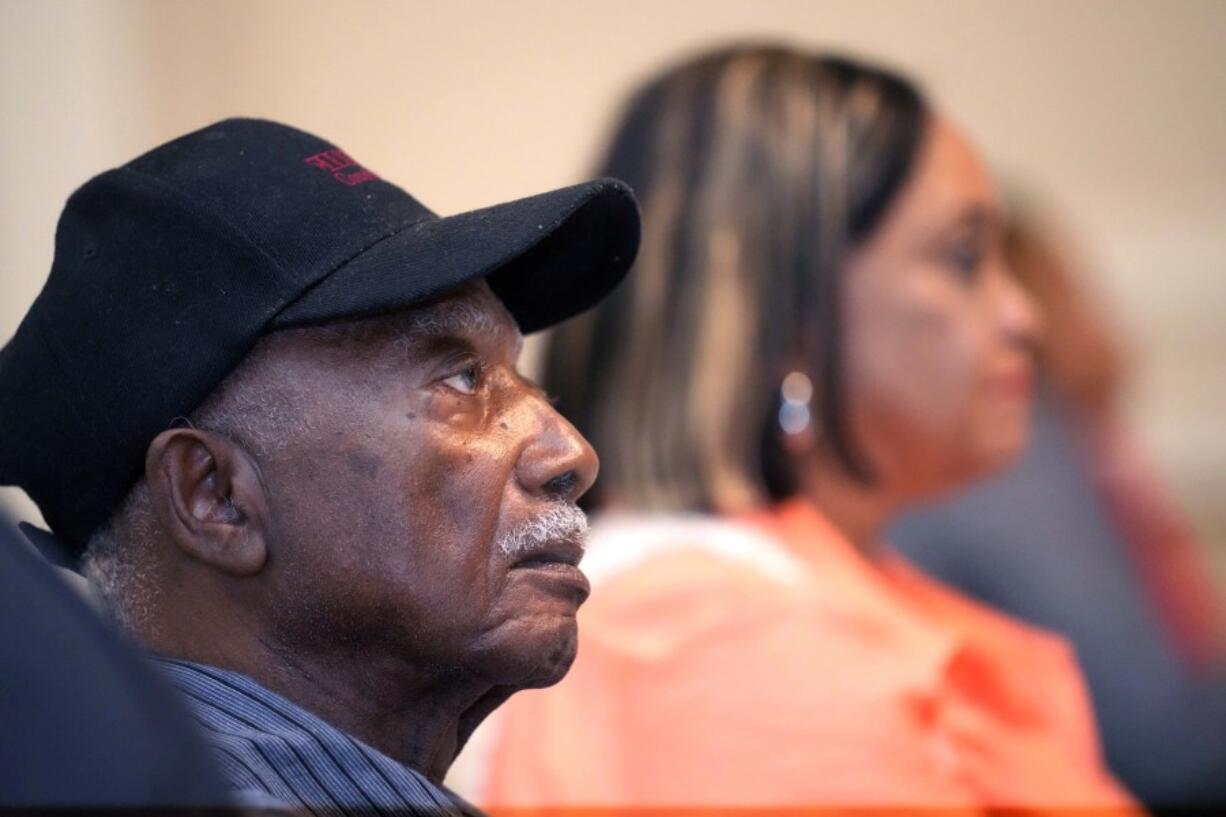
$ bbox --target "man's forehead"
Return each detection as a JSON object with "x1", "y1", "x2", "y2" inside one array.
[{"x1": 264, "y1": 280, "x2": 523, "y2": 364}]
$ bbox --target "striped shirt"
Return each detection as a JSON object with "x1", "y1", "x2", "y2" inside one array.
[{"x1": 156, "y1": 657, "x2": 479, "y2": 816}]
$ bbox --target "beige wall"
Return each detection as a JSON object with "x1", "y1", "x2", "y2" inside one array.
[{"x1": 3, "y1": 0, "x2": 1225, "y2": 578}]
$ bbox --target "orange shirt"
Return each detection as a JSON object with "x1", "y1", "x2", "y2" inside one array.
[{"x1": 474, "y1": 501, "x2": 1138, "y2": 813}]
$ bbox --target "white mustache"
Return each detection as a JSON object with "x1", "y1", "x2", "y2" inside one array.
[{"x1": 497, "y1": 504, "x2": 589, "y2": 558}]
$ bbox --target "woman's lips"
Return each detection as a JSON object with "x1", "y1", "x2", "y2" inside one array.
[{"x1": 993, "y1": 365, "x2": 1034, "y2": 400}]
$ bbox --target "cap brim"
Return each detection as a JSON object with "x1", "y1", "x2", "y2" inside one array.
[{"x1": 272, "y1": 178, "x2": 639, "y2": 334}]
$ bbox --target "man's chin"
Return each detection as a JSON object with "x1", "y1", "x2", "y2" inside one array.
[
  {"x1": 520, "y1": 651, "x2": 578, "y2": 689},
  {"x1": 486, "y1": 618, "x2": 580, "y2": 690},
  {"x1": 522, "y1": 625, "x2": 581, "y2": 688}
]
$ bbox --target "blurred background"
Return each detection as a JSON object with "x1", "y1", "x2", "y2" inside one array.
[{"x1": 2, "y1": 0, "x2": 1224, "y2": 582}]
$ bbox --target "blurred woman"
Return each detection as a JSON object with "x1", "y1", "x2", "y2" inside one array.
[
  {"x1": 475, "y1": 45, "x2": 1136, "y2": 811},
  {"x1": 892, "y1": 206, "x2": 1226, "y2": 805}
]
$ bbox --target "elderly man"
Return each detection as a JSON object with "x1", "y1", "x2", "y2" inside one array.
[{"x1": 0, "y1": 119, "x2": 639, "y2": 812}]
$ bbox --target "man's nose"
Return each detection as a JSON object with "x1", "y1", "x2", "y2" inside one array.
[{"x1": 516, "y1": 397, "x2": 599, "y2": 504}]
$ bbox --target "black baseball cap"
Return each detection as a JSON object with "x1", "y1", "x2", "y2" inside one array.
[{"x1": 0, "y1": 118, "x2": 640, "y2": 556}]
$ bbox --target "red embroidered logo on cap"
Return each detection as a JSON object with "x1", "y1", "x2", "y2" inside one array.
[{"x1": 303, "y1": 149, "x2": 380, "y2": 186}]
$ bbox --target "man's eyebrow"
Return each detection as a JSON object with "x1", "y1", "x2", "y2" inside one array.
[
  {"x1": 408, "y1": 300, "x2": 496, "y2": 336},
  {"x1": 399, "y1": 299, "x2": 524, "y2": 355}
]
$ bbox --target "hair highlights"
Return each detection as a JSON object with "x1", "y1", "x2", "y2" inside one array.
[{"x1": 545, "y1": 44, "x2": 927, "y2": 513}]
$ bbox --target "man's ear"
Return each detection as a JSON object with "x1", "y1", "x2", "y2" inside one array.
[{"x1": 144, "y1": 427, "x2": 268, "y2": 576}]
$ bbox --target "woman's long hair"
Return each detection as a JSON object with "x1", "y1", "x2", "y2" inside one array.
[{"x1": 546, "y1": 45, "x2": 927, "y2": 512}]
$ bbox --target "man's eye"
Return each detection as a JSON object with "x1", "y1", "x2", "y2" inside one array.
[{"x1": 442, "y1": 365, "x2": 481, "y2": 395}]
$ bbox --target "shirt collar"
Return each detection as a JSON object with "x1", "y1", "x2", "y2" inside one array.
[{"x1": 155, "y1": 656, "x2": 478, "y2": 815}]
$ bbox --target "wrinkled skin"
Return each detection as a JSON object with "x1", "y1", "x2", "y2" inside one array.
[
  {"x1": 258, "y1": 282, "x2": 596, "y2": 689},
  {"x1": 147, "y1": 281, "x2": 597, "y2": 782}
]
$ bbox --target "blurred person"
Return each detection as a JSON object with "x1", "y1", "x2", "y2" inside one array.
[
  {"x1": 0, "y1": 514, "x2": 234, "y2": 809},
  {"x1": 0, "y1": 118, "x2": 639, "y2": 813},
  {"x1": 891, "y1": 208, "x2": 1226, "y2": 806},
  {"x1": 476, "y1": 45, "x2": 1138, "y2": 812}
]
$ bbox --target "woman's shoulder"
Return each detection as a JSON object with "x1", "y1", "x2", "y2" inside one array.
[{"x1": 882, "y1": 549, "x2": 1082, "y2": 666}]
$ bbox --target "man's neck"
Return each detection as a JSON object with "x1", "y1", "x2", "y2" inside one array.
[
  {"x1": 155, "y1": 625, "x2": 506, "y2": 784},
  {"x1": 275, "y1": 649, "x2": 487, "y2": 781}
]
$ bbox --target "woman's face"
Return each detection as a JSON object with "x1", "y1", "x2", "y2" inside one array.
[{"x1": 840, "y1": 117, "x2": 1039, "y2": 501}]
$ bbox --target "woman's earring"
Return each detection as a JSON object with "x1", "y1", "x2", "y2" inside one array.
[{"x1": 779, "y1": 371, "x2": 814, "y2": 436}]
